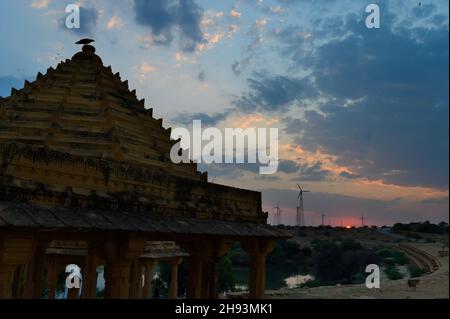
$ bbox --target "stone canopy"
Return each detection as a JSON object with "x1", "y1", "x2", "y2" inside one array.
[{"x1": 0, "y1": 44, "x2": 290, "y2": 300}]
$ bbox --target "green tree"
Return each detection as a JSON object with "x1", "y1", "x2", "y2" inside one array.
[{"x1": 218, "y1": 256, "x2": 234, "y2": 293}]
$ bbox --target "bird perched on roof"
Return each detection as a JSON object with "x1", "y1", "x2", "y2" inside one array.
[{"x1": 75, "y1": 38, "x2": 95, "y2": 45}]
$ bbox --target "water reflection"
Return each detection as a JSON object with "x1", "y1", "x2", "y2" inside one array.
[
  {"x1": 232, "y1": 266, "x2": 314, "y2": 291},
  {"x1": 284, "y1": 274, "x2": 314, "y2": 288}
]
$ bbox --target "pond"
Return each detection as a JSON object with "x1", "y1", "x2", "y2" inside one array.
[{"x1": 231, "y1": 266, "x2": 314, "y2": 291}]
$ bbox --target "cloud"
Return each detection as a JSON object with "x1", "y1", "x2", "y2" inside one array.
[
  {"x1": 59, "y1": 6, "x2": 98, "y2": 36},
  {"x1": 198, "y1": 163, "x2": 261, "y2": 177},
  {"x1": 295, "y1": 161, "x2": 331, "y2": 181},
  {"x1": 269, "y1": 6, "x2": 285, "y2": 14},
  {"x1": 431, "y1": 14, "x2": 448, "y2": 27},
  {"x1": 195, "y1": 11, "x2": 239, "y2": 54},
  {"x1": 31, "y1": 0, "x2": 50, "y2": 9},
  {"x1": 174, "y1": 52, "x2": 196, "y2": 64},
  {"x1": 140, "y1": 62, "x2": 156, "y2": 74},
  {"x1": 196, "y1": 158, "x2": 330, "y2": 182},
  {"x1": 133, "y1": 0, "x2": 204, "y2": 52},
  {"x1": 230, "y1": 10, "x2": 242, "y2": 19},
  {"x1": 412, "y1": 3, "x2": 436, "y2": 18},
  {"x1": 107, "y1": 15, "x2": 123, "y2": 29},
  {"x1": 278, "y1": 160, "x2": 331, "y2": 181},
  {"x1": 231, "y1": 17, "x2": 269, "y2": 75},
  {"x1": 282, "y1": 13, "x2": 449, "y2": 189},
  {"x1": 261, "y1": 5, "x2": 286, "y2": 15},
  {"x1": 136, "y1": 62, "x2": 157, "y2": 83},
  {"x1": 278, "y1": 160, "x2": 299, "y2": 173},
  {"x1": 339, "y1": 171, "x2": 362, "y2": 179},
  {"x1": 420, "y1": 196, "x2": 449, "y2": 205},
  {"x1": 231, "y1": 58, "x2": 251, "y2": 76},
  {"x1": 173, "y1": 110, "x2": 231, "y2": 126},
  {"x1": 197, "y1": 70, "x2": 205, "y2": 82},
  {"x1": 233, "y1": 71, "x2": 311, "y2": 112}
]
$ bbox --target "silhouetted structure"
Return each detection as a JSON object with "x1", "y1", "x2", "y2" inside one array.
[
  {"x1": 0, "y1": 43, "x2": 289, "y2": 299},
  {"x1": 296, "y1": 184, "x2": 310, "y2": 226}
]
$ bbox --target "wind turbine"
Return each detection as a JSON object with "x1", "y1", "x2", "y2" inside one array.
[
  {"x1": 274, "y1": 202, "x2": 282, "y2": 225},
  {"x1": 296, "y1": 184, "x2": 310, "y2": 226}
]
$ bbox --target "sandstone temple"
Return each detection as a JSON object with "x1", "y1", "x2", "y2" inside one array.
[{"x1": 0, "y1": 44, "x2": 289, "y2": 299}]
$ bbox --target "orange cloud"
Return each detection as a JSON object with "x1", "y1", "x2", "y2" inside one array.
[
  {"x1": 31, "y1": 0, "x2": 50, "y2": 9},
  {"x1": 107, "y1": 15, "x2": 123, "y2": 29},
  {"x1": 230, "y1": 10, "x2": 242, "y2": 19},
  {"x1": 225, "y1": 113, "x2": 280, "y2": 129}
]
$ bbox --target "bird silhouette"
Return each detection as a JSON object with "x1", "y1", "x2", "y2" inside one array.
[{"x1": 75, "y1": 38, "x2": 95, "y2": 45}]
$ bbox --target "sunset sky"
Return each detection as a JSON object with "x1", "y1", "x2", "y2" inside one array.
[{"x1": 0, "y1": 0, "x2": 448, "y2": 226}]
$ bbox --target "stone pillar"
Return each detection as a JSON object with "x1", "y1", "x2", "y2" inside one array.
[
  {"x1": 0, "y1": 266, "x2": 16, "y2": 298},
  {"x1": 185, "y1": 239, "x2": 231, "y2": 299},
  {"x1": 169, "y1": 257, "x2": 182, "y2": 299},
  {"x1": 187, "y1": 250, "x2": 204, "y2": 299},
  {"x1": 142, "y1": 259, "x2": 156, "y2": 299},
  {"x1": 104, "y1": 261, "x2": 133, "y2": 299},
  {"x1": 0, "y1": 234, "x2": 35, "y2": 299},
  {"x1": 67, "y1": 287, "x2": 79, "y2": 299},
  {"x1": 202, "y1": 256, "x2": 218, "y2": 299},
  {"x1": 241, "y1": 239, "x2": 275, "y2": 299},
  {"x1": 23, "y1": 263, "x2": 33, "y2": 299},
  {"x1": 12, "y1": 265, "x2": 24, "y2": 298},
  {"x1": 82, "y1": 244, "x2": 100, "y2": 299},
  {"x1": 46, "y1": 258, "x2": 59, "y2": 299},
  {"x1": 208, "y1": 256, "x2": 223, "y2": 299},
  {"x1": 30, "y1": 243, "x2": 47, "y2": 299},
  {"x1": 103, "y1": 236, "x2": 146, "y2": 299},
  {"x1": 129, "y1": 261, "x2": 143, "y2": 298},
  {"x1": 203, "y1": 240, "x2": 232, "y2": 299}
]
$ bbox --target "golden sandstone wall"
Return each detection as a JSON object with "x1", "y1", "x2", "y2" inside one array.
[{"x1": 0, "y1": 45, "x2": 267, "y2": 224}]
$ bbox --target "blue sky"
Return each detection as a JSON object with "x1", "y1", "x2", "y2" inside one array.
[{"x1": 0, "y1": 0, "x2": 448, "y2": 225}]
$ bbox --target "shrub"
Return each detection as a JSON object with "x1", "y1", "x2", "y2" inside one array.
[
  {"x1": 218, "y1": 256, "x2": 234, "y2": 292},
  {"x1": 228, "y1": 243, "x2": 249, "y2": 267},
  {"x1": 385, "y1": 266, "x2": 403, "y2": 280},
  {"x1": 341, "y1": 239, "x2": 364, "y2": 251},
  {"x1": 391, "y1": 251, "x2": 409, "y2": 265},
  {"x1": 312, "y1": 240, "x2": 380, "y2": 284},
  {"x1": 377, "y1": 249, "x2": 393, "y2": 258},
  {"x1": 406, "y1": 232, "x2": 423, "y2": 240},
  {"x1": 383, "y1": 258, "x2": 395, "y2": 267},
  {"x1": 408, "y1": 265, "x2": 426, "y2": 278},
  {"x1": 300, "y1": 247, "x2": 312, "y2": 257}
]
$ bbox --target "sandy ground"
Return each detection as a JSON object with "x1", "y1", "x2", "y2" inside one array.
[{"x1": 265, "y1": 242, "x2": 449, "y2": 299}]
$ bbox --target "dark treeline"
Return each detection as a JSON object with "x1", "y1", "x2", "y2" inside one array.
[{"x1": 392, "y1": 221, "x2": 449, "y2": 234}]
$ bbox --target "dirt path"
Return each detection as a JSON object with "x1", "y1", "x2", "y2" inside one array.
[{"x1": 265, "y1": 243, "x2": 448, "y2": 299}]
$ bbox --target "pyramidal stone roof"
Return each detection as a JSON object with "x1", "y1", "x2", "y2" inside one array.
[
  {"x1": 0, "y1": 44, "x2": 269, "y2": 225},
  {"x1": 0, "y1": 44, "x2": 200, "y2": 180}
]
